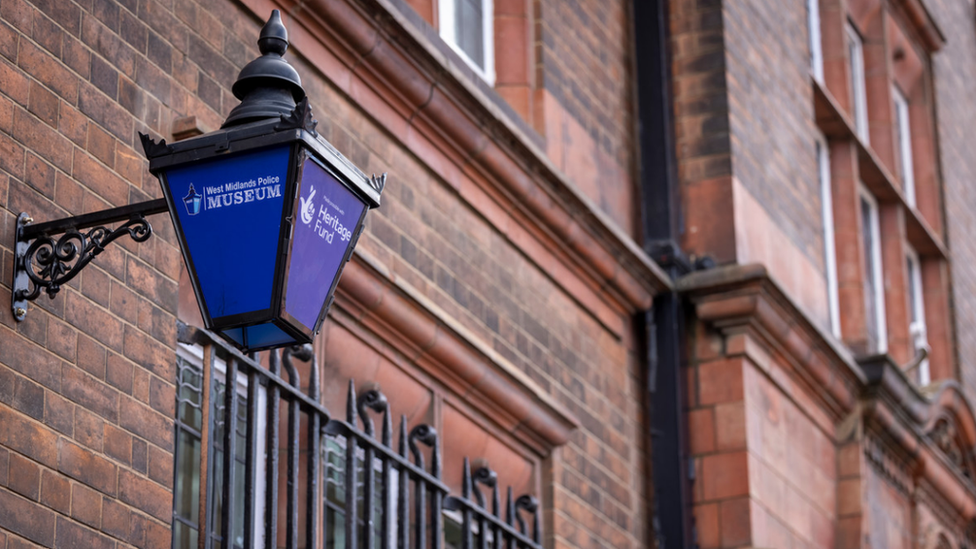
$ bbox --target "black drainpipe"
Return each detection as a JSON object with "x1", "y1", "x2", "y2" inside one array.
[{"x1": 633, "y1": 0, "x2": 701, "y2": 547}]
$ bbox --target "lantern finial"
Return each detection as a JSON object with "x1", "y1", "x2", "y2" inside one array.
[
  {"x1": 222, "y1": 10, "x2": 306, "y2": 128},
  {"x1": 258, "y1": 10, "x2": 289, "y2": 56}
]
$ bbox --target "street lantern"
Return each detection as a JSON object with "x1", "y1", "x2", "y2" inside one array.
[
  {"x1": 11, "y1": 10, "x2": 384, "y2": 353},
  {"x1": 142, "y1": 10, "x2": 383, "y2": 351}
]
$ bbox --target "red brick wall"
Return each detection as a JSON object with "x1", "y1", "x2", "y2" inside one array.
[
  {"x1": 0, "y1": 0, "x2": 653, "y2": 548},
  {"x1": 687, "y1": 321, "x2": 838, "y2": 549},
  {"x1": 670, "y1": 0, "x2": 737, "y2": 265},
  {"x1": 671, "y1": 0, "x2": 834, "y2": 329},
  {"x1": 0, "y1": 0, "x2": 205, "y2": 545},
  {"x1": 723, "y1": 0, "x2": 826, "y2": 272},
  {"x1": 676, "y1": 0, "x2": 976, "y2": 544},
  {"x1": 391, "y1": 0, "x2": 640, "y2": 237},
  {"x1": 536, "y1": 0, "x2": 632, "y2": 169},
  {"x1": 928, "y1": 0, "x2": 976, "y2": 403},
  {"x1": 535, "y1": 0, "x2": 638, "y2": 236},
  {"x1": 278, "y1": 0, "x2": 654, "y2": 544}
]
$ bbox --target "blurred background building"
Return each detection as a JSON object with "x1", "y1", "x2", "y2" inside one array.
[{"x1": 2, "y1": 0, "x2": 976, "y2": 547}]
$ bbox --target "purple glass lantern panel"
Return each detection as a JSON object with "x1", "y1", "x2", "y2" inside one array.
[{"x1": 284, "y1": 157, "x2": 366, "y2": 330}]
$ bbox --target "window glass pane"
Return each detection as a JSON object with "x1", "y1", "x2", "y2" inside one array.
[
  {"x1": 178, "y1": 358, "x2": 203, "y2": 430},
  {"x1": 861, "y1": 196, "x2": 878, "y2": 351},
  {"x1": 324, "y1": 435, "x2": 347, "y2": 548},
  {"x1": 444, "y1": 512, "x2": 463, "y2": 549},
  {"x1": 210, "y1": 378, "x2": 250, "y2": 549},
  {"x1": 894, "y1": 94, "x2": 905, "y2": 174},
  {"x1": 847, "y1": 36, "x2": 857, "y2": 119},
  {"x1": 321, "y1": 434, "x2": 397, "y2": 549},
  {"x1": 818, "y1": 138, "x2": 840, "y2": 337},
  {"x1": 174, "y1": 352, "x2": 203, "y2": 549},
  {"x1": 212, "y1": 450, "x2": 225, "y2": 547},
  {"x1": 456, "y1": 0, "x2": 485, "y2": 69},
  {"x1": 846, "y1": 24, "x2": 868, "y2": 142},
  {"x1": 893, "y1": 88, "x2": 915, "y2": 205},
  {"x1": 807, "y1": 0, "x2": 823, "y2": 80},
  {"x1": 175, "y1": 430, "x2": 202, "y2": 519},
  {"x1": 174, "y1": 343, "x2": 268, "y2": 549},
  {"x1": 173, "y1": 520, "x2": 200, "y2": 549},
  {"x1": 907, "y1": 255, "x2": 919, "y2": 323}
]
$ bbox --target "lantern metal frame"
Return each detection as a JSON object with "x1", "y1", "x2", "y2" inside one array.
[{"x1": 141, "y1": 99, "x2": 384, "y2": 351}]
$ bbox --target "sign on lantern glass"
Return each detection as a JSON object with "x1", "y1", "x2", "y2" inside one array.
[
  {"x1": 159, "y1": 143, "x2": 367, "y2": 351},
  {"x1": 284, "y1": 157, "x2": 366, "y2": 328}
]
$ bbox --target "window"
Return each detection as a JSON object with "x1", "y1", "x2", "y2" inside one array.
[
  {"x1": 173, "y1": 348, "x2": 204, "y2": 549},
  {"x1": 808, "y1": 0, "x2": 824, "y2": 82},
  {"x1": 439, "y1": 0, "x2": 495, "y2": 84},
  {"x1": 906, "y1": 246, "x2": 929, "y2": 384},
  {"x1": 847, "y1": 22, "x2": 869, "y2": 143},
  {"x1": 173, "y1": 344, "x2": 267, "y2": 549},
  {"x1": 817, "y1": 134, "x2": 840, "y2": 337},
  {"x1": 892, "y1": 86, "x2": 916, "y2": 206},
  {"x1": 859, "y1": 186, "x2": 887, "y2": 354}
]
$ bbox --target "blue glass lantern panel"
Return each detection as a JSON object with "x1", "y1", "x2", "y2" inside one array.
[
  {"x1": 283, "y1": 157, "x2": 367, "y2": 331},
  {"x1": 163, "y1": 145, "x2": 291, "y2": 320},
  {"x1": 223, "y1": 323, "x2": 296, "y2": 349}
]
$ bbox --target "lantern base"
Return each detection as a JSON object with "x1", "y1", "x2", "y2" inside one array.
[{"x1": 219, "y1": 321, "x2": 307, "y2": 353}]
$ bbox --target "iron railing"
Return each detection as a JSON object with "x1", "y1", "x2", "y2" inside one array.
[{"x1": 176, "y1": 325, "x2": 543, "y2": 549}]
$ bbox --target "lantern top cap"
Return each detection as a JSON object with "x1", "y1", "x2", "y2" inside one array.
[{"x1": 223, "y1": 10, "x2": 305, "y2": 127}]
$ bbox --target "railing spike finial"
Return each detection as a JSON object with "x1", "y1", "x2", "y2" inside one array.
[
  {"x1": 382, "y1": 402, "x2": 392, "y2": 446},
  {"x1": 357, "y1": 383, "x2": 388, "y2": 437},
  {"x1": 492, "y1": 477, "x2": 500, "y2": 517},
  {"x1": 269, "y1": 347, "x2": 281, "y2": 375},
  {"x1": 506, "y1": 487, "x2": 515, "y2": 527},
  {"x1": 515, "y1": 494, "x2": 540, "y2": 543},
  {"x1": 408, "y1": 424, "x2": 437, "y2": 471},
  {"x1": 432, "y1": 429, "x2": 442, "y2": 479},
  {"x1": 398, "y1": 415, "x2": 409, "y2": 457},
  {"x1": 284, "y1": 343, "x2": 317, "y2": 399},
  {"x1": 471, "y1": 459, "x2": 496, "y2": 509},
  {"x1": 462, "y1": 457, "x2": 472, "y2": 499},
  {"x1": 280, "y1": 345, "x2": 303, "y2": 389},
  {"x1": 346, "y1": 379, "x2": 356, "y2": 424}
]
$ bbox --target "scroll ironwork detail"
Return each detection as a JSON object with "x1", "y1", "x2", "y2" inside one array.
[{"x1": 18, "y1": 215, "x2": 152, "y2": 302}]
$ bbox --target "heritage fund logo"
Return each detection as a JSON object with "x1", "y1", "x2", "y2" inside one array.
[
  {"x1": 300, "y1": 186, "x2": 316, "y2": 225},
  {"x1": 308, "y1": 188, "x2": 352, "y2": 244},
  {"x1": 192, "y1": 175, "x2": 283, "y2": 215}
]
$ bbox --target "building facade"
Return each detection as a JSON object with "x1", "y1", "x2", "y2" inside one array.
[
  {"x1": 7, "y1": 0, "x2": 976, "y2": 547},
  {"x1": 0, "y1": 0, "x2": 665, "y2": 547},
  {"x1": 669, "y1": 0, "x2": 976, "y2": 546}
]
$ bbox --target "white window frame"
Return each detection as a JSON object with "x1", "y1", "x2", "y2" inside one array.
[
  {"x1": 858, "y1": 185, "x2": 887, "y2": 354},
  {"x1": 439, "y1": 0, "x2": 496, "y2": 86},
  {"x1": 177, "y1": 343, "x2": 268, "y2": 549},
  {"x1": 846, "y1": 22, "x2": 869, "y2": 144},
  {"x1": 817, "y1": 133, "x2": 841, "y2": 337},
  {"x1": 808, "y1": 0, "x2": 824, "y2": 82},
  {"x1": 892, "y1": 86, "x2": 916, "y2": 206},
  {"x1": 906, "y1": 245, "x2": 929, "y2": 384}
]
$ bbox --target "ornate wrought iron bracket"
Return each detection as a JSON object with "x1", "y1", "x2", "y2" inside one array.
[{"x1": 12, "y1": 198, "x2": 169, "y2": 321}]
